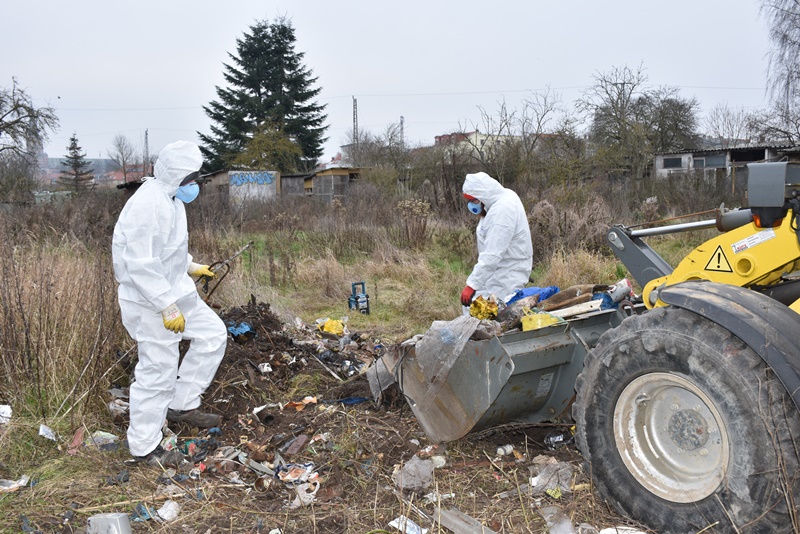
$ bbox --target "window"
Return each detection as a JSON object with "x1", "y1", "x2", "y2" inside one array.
[
  {"x1": 694, "y1": 158, "x2": 705, "y2": 168},
  {"x1": 663, "y1": 157, "x2": 683, "y2": 169},
  {"x1": 705, "y1": 155, "x2": 727, "y2": 168}
]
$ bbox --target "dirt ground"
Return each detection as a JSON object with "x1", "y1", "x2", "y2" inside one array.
[{"x1": 7, "y1": 298, "x2": 653, "y2": 533}]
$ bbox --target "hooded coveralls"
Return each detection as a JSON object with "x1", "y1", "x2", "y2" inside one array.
[
  {"x1": 462, "y1": 172, "x2": 533, "y2": 302},
  {"x1": 112, "y1": 140, "x2": 227, "y2": 456}
]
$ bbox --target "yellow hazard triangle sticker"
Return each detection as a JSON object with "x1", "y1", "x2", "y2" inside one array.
[{"x1": 704, "y1": 245, "x2": 733, "y2": 272}]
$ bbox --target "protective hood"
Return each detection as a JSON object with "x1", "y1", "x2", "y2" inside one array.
[
  {"x1": 462, "y1": 172, "x2": 507, "y2": 209},
  {"x1": 153, "y1": 141, "x2": 203, "y2": 197}
]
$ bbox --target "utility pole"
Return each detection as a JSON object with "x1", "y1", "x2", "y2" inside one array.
[
  {"x1": 352, "y1": 96, "x2": 359, "y2": 148},
  {"x1": 400, "y1": 116, "x2": 405, "y2": 150},
  {"x1": 143, "y1": 129, "x2": 149, "y2": 177}
]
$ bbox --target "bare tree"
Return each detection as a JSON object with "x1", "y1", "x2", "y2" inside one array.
[
  {"x1": 0, "y1": 77, "x2": 58, "y2": 158},
  {"x1": 703, "y1": 102, "x2": 753, "y2": 148},
  {"x1": 761, "y1": 0, "x2": 800, "y2": 101},
  {"x1": 460, "y1": 100, "x2": 516, "y2": 182},
  {"x1": 108, "y1": 134, "x2": 139, "y2": 183},
  {"x1": 578, "y1": 64, "x2": 699, "y2": 179},
  {"x1": 748, "y1": 96, "x2": 800, "y2": 144}
]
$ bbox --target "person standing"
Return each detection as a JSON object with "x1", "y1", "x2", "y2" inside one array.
[
  {"x1": 112, "y1": 140, "x2": 227, "y2": 463},
  {"x1": 460, "y1": 172, "x2": 533, "y2": 308}
]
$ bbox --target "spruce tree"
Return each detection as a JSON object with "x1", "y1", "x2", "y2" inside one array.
[
  {"x1": 60, "y1": 133, "x2": 94, "y2": 192},
  {"x1": 199, "y1": 17, "x2": 328, "y2": 172}
]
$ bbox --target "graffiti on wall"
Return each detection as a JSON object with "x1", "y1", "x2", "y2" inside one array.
[{"x1": 229, "y1": 171, "x2": 275, "y2": 187}]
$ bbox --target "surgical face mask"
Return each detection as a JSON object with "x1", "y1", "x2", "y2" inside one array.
[
  {"x1": 175, "y1": 182, "x2": 200, "y2": 203},
  {"x1": 467, "y1": 200, "x2": 482, "y2": 215}
]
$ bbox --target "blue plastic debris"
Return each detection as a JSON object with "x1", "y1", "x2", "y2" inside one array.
[
  {"x1": 130, "y1": 502, "x2": 157, "y2": 522},
  {"x1": 226, "y1": 321, "x2": 256, "y2": 343},
  {"x1": 324, "y1": 397, "x2": 370, "y2": 405},
  {"x1": 506, "y1": 286, "x2": 560, "y2": 305}
]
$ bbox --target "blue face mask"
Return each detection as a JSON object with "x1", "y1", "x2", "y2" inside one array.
[
  {"x1": 175, "y1": 182, "x2": 199, "y2": 203},
  {"x1": 467, "y1": 200, "x2": 483, "y2": 215}
]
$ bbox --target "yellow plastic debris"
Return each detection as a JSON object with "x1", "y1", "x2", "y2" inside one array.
[
  {"x1": 318, "y1": 318, "x2": 344, "y2": 336},
  {"x1": 469, "y1": 296, "x2": 499, "y2": 320},
  {"x1": 521, "y1": 311, "x2": 564, "y2": 331},
  {"x1": 545, "y1": 487, "x2": 562, "y2": 499}
]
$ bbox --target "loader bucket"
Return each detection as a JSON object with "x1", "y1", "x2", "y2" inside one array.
[{"x1": 388, "y1": 308, "x2": 637, "y2": 443}]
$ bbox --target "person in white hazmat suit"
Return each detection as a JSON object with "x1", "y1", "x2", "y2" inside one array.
[
  {"x1": 460, "y1": 172, "x2": 533, "y2": 309},
  {"x1": 112, "y1": 140, "x2": 227, "y2": 462}
]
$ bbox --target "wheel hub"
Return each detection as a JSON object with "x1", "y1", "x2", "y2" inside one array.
[{"x1": 614, "y1": 372, "x2": 729, "y2": 502}]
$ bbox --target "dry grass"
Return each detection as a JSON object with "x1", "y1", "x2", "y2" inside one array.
[{"x1": 0, "y1": 180, "x2": 738, "y2": 533}]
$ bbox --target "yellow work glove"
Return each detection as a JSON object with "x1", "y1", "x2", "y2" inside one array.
[
  {"x1": 188, "y1": 263, "x2": 215, "y2": 278},
  {"x1": 161, "y1": 303, "x2": 185, "y2": 333}
]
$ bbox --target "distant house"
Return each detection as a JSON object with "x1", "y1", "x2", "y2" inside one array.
[
  {"x1": 434, "y1": 130, "x2": 519, "y2": 158},
  {"x1": 653, "y1": 144, "x2": 800, "y2": 195},
  {"x1": 654, "y1": 144, "x2": 800, "y2": 179}
]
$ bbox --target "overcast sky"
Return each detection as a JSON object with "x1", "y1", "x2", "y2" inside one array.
[{"x1": 3, "y1": 0, "x2": 772, "y2": 163}]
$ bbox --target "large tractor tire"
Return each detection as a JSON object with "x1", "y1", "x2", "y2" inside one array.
[{"x1": 573, "y1": 306, "x2": 800, "y2": 533}]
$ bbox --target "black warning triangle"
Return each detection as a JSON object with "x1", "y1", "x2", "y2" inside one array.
[{"x1": 704, "y1": 245, "x2": 733, "y2": 273}]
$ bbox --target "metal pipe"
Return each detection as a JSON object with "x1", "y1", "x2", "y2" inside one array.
[
  {"x1": 629, "y1": 209, "x2": 753, "y2": 238},
  {"x1": 630, "y1": 219, "x2": 717, "y2": 237}
]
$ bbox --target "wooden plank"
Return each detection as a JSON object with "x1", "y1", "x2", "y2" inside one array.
[{"x1": 548, "y1": 299, "x2": 602, "y2": 318}]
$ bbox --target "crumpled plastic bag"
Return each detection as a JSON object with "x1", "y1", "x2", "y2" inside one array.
[
  {"x1": 391, "y1": 455, "x2": 434, "y2": 491},
  {"x1": 317, "y1": 318, "x2": 345, "y2": 337},
  {"x1": 529, "y1": 460, "x2": 574, "y2": 496}
]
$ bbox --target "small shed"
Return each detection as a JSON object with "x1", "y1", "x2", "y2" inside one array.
[
  {"x1": 200, "y1": 169, "x2": 281, "y2": 203},
  {"x1": 312, "y1": 167, "x2": 361, "y2": 203}
]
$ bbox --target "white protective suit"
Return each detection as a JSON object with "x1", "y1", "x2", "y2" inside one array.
[
  {"x1": 463, "y1": 172, "x2": 533, "y2": 302},
  {"x1": 112, "y1": 140, "x2": 227, "y2": 457}
]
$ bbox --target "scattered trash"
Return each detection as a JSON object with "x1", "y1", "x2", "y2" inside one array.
[
  {"x1": 317, "y1": 317, "x2": 345, "y2": 337},
  {"x1": 0, "y1": 475, "x2": 30, "y2": 493},
  {"x1": 87, "y1": 512, "x2": 132, "y2": 534},
  {"x1": 598, "y1": 528, "x2": 647, "y2": 534},
  {"x1": 104, "y1": 470, "x2": 129, "y2": 486},
  {"x1": 607, "y1": 278, "x2": 633, "y2": 303},
  {"x1": 156, "y1": 500, "x2": 181, "y2": 522},
  {"x1": 423, "y1": 491, "x2": 455, "y2": 504},
  {"x1": 539, "y1": 505, "x2": 576, "y2": 534},
  {"x1": 227, "y1": 321, "x2": 256, "y2": 343},
  {"x1": 366, "y1": 356, "x2": 396, "y2": 400},
  {"x1": 544, "y1": 427, "x2": 575, "y2": 450},
  {"x1": 254, "y1": 475, "x2": 274, "y2": 493},
  {"x1": 0, "y1": 404, "x2": 11, "y2": 425},
  {"x1": 529, "y1": 458, "x2": 574, "y2": 496},
  {"x1": 39, "y1": 424, "x2": 57, "y2": 441},
  {"x1": 324, "y1": 396, "x2": 369, "y2": 405},
  {"x1": 130, "y1": 502, "x2": 157, "y2": 522},
  {"x1": 108, "y1": 387, "x2": 129, "y2": 399},
  {"x1": 289, "y1": 480, "x2": 320, "y2": 508},
  {"x1": 469, "y1": 295, "x2": 499, "y2": 320},
  {"x1": 521, "y1": 311, "x2": 566, "y2": 332},
  {"x1": 434, "y1": 506, "x2": 498, "y2": 534},
  {"x1": 276, "y1": 463, "x2": 316, "y2": 484},
  {"x1": 284, "y1": 396, "x2": 317, "y2": 411},
  {"x1": 392, "y1": 455, "x2": 434, "y2": 491},
  {"x1": 429, "y1": 455, "x2": 447, "y2": 468},
  {"x1": 108, "y1": 399, "x2": 130, "y2": 420},
  {"x1": 388, "y1": 515, "x2": 428, "y2": 534},
  {"x1": 496, "y1": 444, "x2": 514, "y2": 456},
  {"x1": 84, "y1": 430, "x2": 119, "y2": 449},
  {"x1": 258, "y1": 362, "x2": 273, "y2": 374},
  {"x1": 282, "y1": 434, "x2": 309, "y2": 456}
]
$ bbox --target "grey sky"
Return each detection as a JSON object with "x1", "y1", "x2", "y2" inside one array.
[{"x1": 3, "y1": 0, "x2": 771, "y2": 163}]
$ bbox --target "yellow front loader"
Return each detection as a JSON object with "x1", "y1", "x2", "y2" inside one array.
[{"x1": 393, "y1": 161, "x2": 800, "y2": 533}]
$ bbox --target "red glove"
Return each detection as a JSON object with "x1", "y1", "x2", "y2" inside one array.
[{"x1": 460, "y1": 286, "x2": 476, "y2": 306}]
